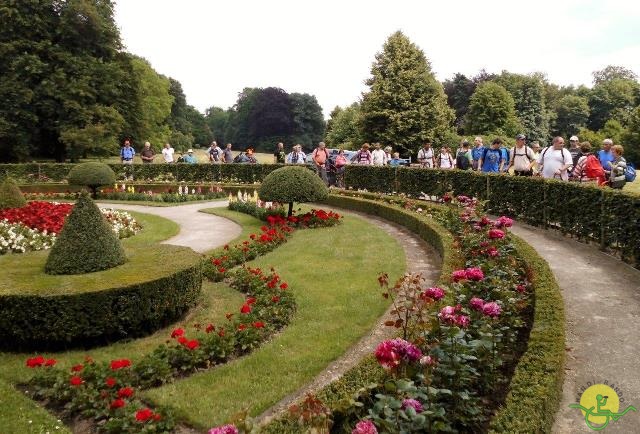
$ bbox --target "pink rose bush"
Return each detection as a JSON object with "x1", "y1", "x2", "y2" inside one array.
[
  {"x1": 352, "y1": 420, "x2": 378, "y2": 434},
  {"x1": 375, "y1": 338, "x2": 422, "y2": 370},
  {"x1": 208, "y1": 425, "x2": 239, "y2": 434}
]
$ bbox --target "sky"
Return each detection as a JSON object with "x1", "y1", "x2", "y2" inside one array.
[{"x1": 114, "y1": 0, "x2": 640, "y2": 118}]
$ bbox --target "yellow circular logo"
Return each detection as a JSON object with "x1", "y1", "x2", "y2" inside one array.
[{"x1": 579, "y1": 384, "x2": 620, "y2": 426}]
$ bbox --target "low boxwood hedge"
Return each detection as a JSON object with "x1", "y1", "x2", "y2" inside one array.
[
  {"x1": 263, "y1": 194, "x2": 564, "y2": 434},
  {"x1": 0, "y1": 245, "x2": 202, "y2": 350}
]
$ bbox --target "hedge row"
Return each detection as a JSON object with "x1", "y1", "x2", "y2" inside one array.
[
  {"x1": 0, "y1": 245, "x2": 202, "y2": 350},
  {"x1": 343, "y1": 165, "x2": 640, "y2": 268},
  {"x1": 0, "y1": 163, "x2": 287, "y2": 184},
  {"x1": 264, "y1": 195, "x2": 565, "y2": 434}
]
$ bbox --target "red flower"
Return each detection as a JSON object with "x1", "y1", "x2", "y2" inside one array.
[
  {"x1": 44, "y1": 358, "x2": 57, "y2": 367},
  {"x1": 117, "y1": 387, "x2": 134, "y2": 398},
  {"x1": 252, "y1": 321, "x2": 265, "y2": 328},
  {"x1": 26, "y1": 356, "x2": 45, "y2": 368},
  {"x1": 105, "y1": 377, "x2": 117, "y2": 388},
  {"x1": 218, "y1": 328, "x2": 226, "y2": 337},
  {"x1": 153, "y1": 413, "x2": 162, "y2": 421},
  {"x1": 110, "y1": 399, "x2": 126, "y2": 409},
  {"x1": 135, "y1": 408, "x2": 154, "y2": 422},
  {"x1": 71, "y1": 364, "x2": 83, "y2": 372},
  {"x1": 246, "y1": 297, "x2": 257, "y2": 305},
  {"x1": 205, "y1": 324, "x2": 215, "y2": 333},
  {"x1": 185, "y1": 339, "x2": 200, "y2": 350},
  {"x1": 110, "y1": 359, "x2": 132, "y2": 370},
  {"x1": 271, "y1": 296, "x2": 280, "y2": 303},
  {"x1": 177, "y1": 336, "x2": 188, "y2": 345},
  {"x1": 237, "y1": 324, "x2": 247, "y2": 331},
  {"x1": 280, "y1": 283, "x2": 288, "y2": 290},
  {"x1": 171, "y1": 328, "x2": 185, "y2": 338},
  {"x1": 240, "y1": 304, "x2": 251, "y2": 314},
  {"x1": 70, "y1": 376, "x2": 83, "y2": 386}
]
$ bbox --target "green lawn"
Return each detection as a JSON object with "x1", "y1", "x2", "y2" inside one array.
[
  {"x1": 144, "y1": 211, "x2": 405, "y2": 429},
  {"x1": 623, "y1": 180, "x2": 639, "y2": 194}
]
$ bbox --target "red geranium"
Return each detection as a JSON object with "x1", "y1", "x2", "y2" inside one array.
[
  {"x1": 71, "y1": 364, "x2": 83, "y2": 372},
  {"x1": 110, "y1": 359, "x2": 132, "y2": 370},
  {"x1": 26, "y1": 355, "x2": 45, "y2": 368},
  {"x1": 105, "y1": 377, "x2": 117, "y2": 388},
  {"x1": 44, "y1": 358, "x2": 57, "y2": 367},
  {"x1": 70, "y1": 376, "x2": 83, "y2": 386},
  {"x1": 280, "y1": 283, "x2": 288, "y2": 290},
  {"x1": 171, "y1": 328, "x2": 185, "y2": 338},
  {"x1": 252, "y1": 321, "x2": 265, "y2": 329},
  {"x1": 135, "y1": 408, "x2": 154, "y2": 422},
  {"x1": 110, "y1": 399, "x2": 126, "y2": 409},
  {"x1": 240, "y1": 304, "x2": 251, "y2": 314},
  {"x1": 185, "y1": 339, "x2": 200, "y2": 350},
  {"x1": 117, "y1": 387, "x2": 134, "y2": 398}
]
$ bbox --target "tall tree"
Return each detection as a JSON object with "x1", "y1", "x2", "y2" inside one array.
[
  {"x1": 289, "y1": 92, "x2": 325, "y2": 146},
  {"x1": 359, "y1": 31, "x2": 454, "y2": 155},
  {"x1": 552, "y1": 95, "x2": 590, "y2": 138},
  {"x1": 443, "y1": 73, "x2": 475, "y2": 131},
  {"x1": 588, "y1": 77, "x2": 639, "y2": 130},
  {"x1": 465, "y1": 82, "x2": 521, "y2": 136},
  {"x1": 225, "y1": 87, "x2": 260, "y2": 148},
  {"x1": 623, "y1": 105, "x2": 640, "y2": 164},
  {"x1": 325, "y1": 103, "x2": 363, "y2": 149},
  {"x1": 248, "y1": 87, "x2": 294, "y2": 150},
  {"x1": 205, "y1": 106, "x2": 231, "y2": 145},
  {"x1": 592, "y1": 65, "x2": 637, "y2": 85}
]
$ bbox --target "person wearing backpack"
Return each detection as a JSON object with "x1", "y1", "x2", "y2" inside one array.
[
  {"x1": 508, "y1": 134, "x2": 536, "y2": 176},
  {"x1": 417, "y1": 142, "x2": 435, "y2": 168},
  {"x1": 455, "y1": 140, "x2": 472, "y2": 170},
  {"x1": 609, "y1": 145, "x2": 628, "y2": 189},
  {"x1": 538, "y1": 136, "x2": 573, "y2": 180},
  {"x1": 208, "y1": 141, "x2": 223, "y2": 163},
  {"x1": 570, "y1": 142, "x2": 606, "y2": 185},
  {"x1": 352, "y1": 143, "x2": 373, "y2": 165},
  {"x1": 437, "y1": 146, "x2": 455, "y2": 169},
  {"x1": 477, "y1": 138, "x2": 505, "y2": 173}
]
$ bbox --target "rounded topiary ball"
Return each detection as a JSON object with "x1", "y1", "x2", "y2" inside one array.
[
  {"x1": 0, "y1": 177, "x2": 27, "y2": 209},
  {"x1": 259, "y1": 166, "x2": 329, "y2": 216},
  {"x1": 45, "y1": 194, "x2": 126, "y2": 275},
  {"x1": 68, "y1": 162, "x2": 116, "y2": 198}
]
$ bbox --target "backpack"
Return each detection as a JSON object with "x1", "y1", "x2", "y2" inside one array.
[
  {"x1": 456, "y1": 150, "x2": 470, "y2": 170},
  {"x1": 584, "y1": 155, "x2": 606, "y2": 184},
  {"x1": 625, "y1": 162, "x2": 636, "y2": 182}
]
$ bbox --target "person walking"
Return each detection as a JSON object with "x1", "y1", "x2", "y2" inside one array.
[
  {"x1": 286, "y1": 144, "x2": 306, "y2": 164},
  {"x1": 208, "y1": 141, "x2": 223, "y2": 163},
  {"x1": 335, "y1": 149, "x2": 349, "y2": 188},
  {"x1": 183, "y1": 149, "x2": 198, "y2": 164},
  {"x1": 120, "y1": 139, "x2": 135, "y2": 164},
  {"x1": 437, "y1": 146, "x2": 455, "y2": 169},
  {"x1": 417, "y1": 142, "x2": 435, "y2": 168},
  {"x1": 371, "y1": 143, "x2": 387, "y2": 166},
  {"x1": 609, "y1": 145, "x2": 628, "y2": 189},
  {"x1": 312, "y1": 142, "x2": 330, "y2": 185},
  {"x1": 570, "y1": 142, "x2": 605, "y2": 184},
  {"x1": 162, "y1": 143, "x2": 175, "y2": 163},
  {"x1": 223, "y1": 143, "x2": 233, "y2": 163},
  {"x1": 274, "y1": 142, "x2": 286, "y2": 164},
  {"x1": 455, "y1": 140, "x2": 472, "y2": 170},
  {"x1": 568, "y1": 135, "x2": 582, "y2": 167},
  {"x1": 140, "y1": 141, "x2": 155, "y2": 164},
  {"x1": 477, "y1": 138, "x2": 506, "y2": 173},
  {"x1": 353, "y1": 143, "x2": 373, "y2": 165},
  {"x1": 538, "y1": 136, "x2": 573, "y2": 180},
  {"x1": 508, "y1": 134, "x2": 535, "y2": 176},
  {"x1": 598, "y1": 138, "x2": 615, "y2": 177},
  {"x1": 471, "y1": 137, "x2": 485, "y2": 170}
]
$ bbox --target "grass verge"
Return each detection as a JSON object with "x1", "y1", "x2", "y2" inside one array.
[{"x1": 143, "y1": 210, "x2": 405, "y2": 429}]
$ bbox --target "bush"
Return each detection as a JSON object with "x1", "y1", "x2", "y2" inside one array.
[
  {"x1": 67, "y1": 162, "x2": 116, "y2": 197},
  {"x1": 259, "y1": 166, "x2": 329, "y2": 215},
  {"x1": 1, "y1": 245, "x2": 202, "y2": 350},
  {"x1": 0, "y1": 177, "x2": 27, "y2": 209},
  {"x1": 44, "y1": 194, "x2": 126, "y2": 275}
]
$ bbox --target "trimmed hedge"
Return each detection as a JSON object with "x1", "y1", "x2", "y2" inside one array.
[
  {"x1": 342, "y1": 166, "x2": 640, "y2": 268},
  {"x1": 0, "y1": 177, "x2": 27, "y2": 209},
  {"x1": 0, "y1": 245, "x2": 202, "y2": 350},
  {"x1": 264, "y1": 195, "x2": 564, "y2": 434}
]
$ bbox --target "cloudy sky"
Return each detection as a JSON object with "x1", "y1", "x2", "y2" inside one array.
[{"x1": 114, "y1": 0, "x2": 640, "y2": 117}]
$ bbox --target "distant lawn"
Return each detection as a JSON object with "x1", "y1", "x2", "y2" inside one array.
[
  {"x1": 144, "y1": 210, "x2": 405, "y2": 429},
  {"x1": 79, "y1": 150, "x2": 274, "y2": 165},
  {"x1": 623, "y1": 180, "x2": 639, "y2": 195}
]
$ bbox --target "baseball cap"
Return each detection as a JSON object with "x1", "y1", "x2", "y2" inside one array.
[
  {"x1": 569, "y1": 136, "x2": 579, "y2": 141},
  {"x1": 515, "y1": 134, "x2": 526, "y2": 140},
  {"x1": 187, "y1": 149, "x2": 194, "y2": 153}
]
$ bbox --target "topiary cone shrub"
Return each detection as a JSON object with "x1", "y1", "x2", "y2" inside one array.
[
  {"x1": 259, "y1": 166, "x2": 329, "y2": 216},
  {"x1": 45, "y1": 194, "x2": 126, "y2": 275},
  {"x1": 67, "y1": 162, "x2": 116, "y2": 198},
  {"x1": 0, "y1": 177, "x2": 27, "y2": 209}
]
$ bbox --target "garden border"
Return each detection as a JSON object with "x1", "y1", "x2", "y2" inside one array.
[
  {"x1": 264, "y1": 194, "x2": 565, "y2": 434},
  {"x1": 0, "y1": 245, "x2": 202, "y2": 350}
]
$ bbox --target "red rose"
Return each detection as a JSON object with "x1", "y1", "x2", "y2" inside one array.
[
  {"x1": 252, "y1": 321, "x2": 265, "y2": 328},
  {"x1": 110, "y1": 359, "x2": 132, "y2": 370},
  {"x1": 135, "y1": 408, "x2": 154, "y2": 422},
  {"x1": 185, "y1": 339, "x2": 199, "y2": 350},
  {"x1": 240, "y1": 304, "x2": 251, "y2": 314},
  {"x1": 70, "y1": 376, "x2": 83, "y2": 386},
  {"x1": 171, "y1": 328, "x2": 185, "y2": 338},
  {"x1": 177, "y1": 336, "x2": 188, "y2": 345},
  {"x1": 71, "y1": 364, "x2": 83, "y2": 372},
  {"x1": 26, "y1": 355, "x2": 45, "y2": 368},
  {"x1": 110, "y1": 399, "x2": 126, "y2": 409},
  {"x1": 105, "y1": 377, "x2": 117, "y2": 388},
  {"x1": 117, "y1": 387, "x2": 134, "y2": 398},
  {"x1": 280, "y1": 283, "x2": 288, "y2": 290},
  {"x1": 246, "y1": 297, "x2": 257, "y2": 305},
  {"x1": 44, "y1": 358, "x2": 57, "y2": 367}
]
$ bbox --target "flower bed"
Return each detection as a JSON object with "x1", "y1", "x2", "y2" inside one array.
[
  {"x1": 0, "y1": 202, "x2": 141, "y2": 254},
  {"x1": 24, "y1": 265, "x2": 295, "y2": 433}
]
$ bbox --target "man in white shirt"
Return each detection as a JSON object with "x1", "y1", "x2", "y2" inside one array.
[
  {"x1": 538, "y1": 136, "x2": 573, "y2": 181},
  {"x1": 162, "y1": 143, "x2": 174, "y2": 163},
  {"x1": 371, "y1": 143, "x2": 387, "y2": 166},
  {"x1": 286, "y1": 144, "x2": 307, "y2": 164},
  {"x1": 417, "y1": 142, "x2": 435, "y2": 168},
  {"x1": 508, "y1": 134, "x2": 536, "y2": 176}
]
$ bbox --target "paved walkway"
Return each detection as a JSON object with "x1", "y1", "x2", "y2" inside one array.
[
  {"x1": 98, "y1": 201, "x2": 240, "y2": 253},
  {"x1": 509, "y1": 224, "x2": 640, "y2": 433},
  {"x1": 257, "y1": 210, "x2": 442, "y2": 425}
]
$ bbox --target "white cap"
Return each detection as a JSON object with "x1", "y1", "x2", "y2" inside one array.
[
  {"x1": 603, "y1": 138, "x2": 613, "y2": 145},
  {"x1": 569, "y1": 136, "x2": 579, "y2": 141},
  {"x1": 187, "y1": 149, "x2": 194, "y2": 153}
]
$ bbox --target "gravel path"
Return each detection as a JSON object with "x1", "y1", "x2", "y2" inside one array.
[
  {"x1": 256, "y1": 210, "x2": 442, "y2": 425},
  {"x1": 99, "y1": 201, "x2": 240, "y2": 253},
  {"x1": 509, "y1": 224, "x2": 640, "y2": 433}
]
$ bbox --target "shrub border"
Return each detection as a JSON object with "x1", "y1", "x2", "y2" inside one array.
[
  {"x1": 264, "y1": 194, "x2": 565, "y2": 433},
  {"x1": 0, "y1": 245, "x2": 202, "y2": 350}
]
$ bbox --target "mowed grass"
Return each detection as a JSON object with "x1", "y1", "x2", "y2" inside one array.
[
  {"x1": 623, "y1": 180, "x2": 639, "y2": 195},
  {"x1": 143, "y1": 211, "x2": 405, "y2": 429}
]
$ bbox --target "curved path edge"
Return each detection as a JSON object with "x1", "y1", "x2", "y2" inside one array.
[
  {"x1": 256, "y1": 209, "x2": 442, "y2": 425},
  {"x1": 508, "y1": 223, "x2": 640, "y2": 434},
  {"x1": 98, "y1": 201, "x2": 240, "y2": 253}
]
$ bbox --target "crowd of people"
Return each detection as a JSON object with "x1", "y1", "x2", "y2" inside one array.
[{"x1": 119, "y1": 135, "x2": 634, "y2": 190}]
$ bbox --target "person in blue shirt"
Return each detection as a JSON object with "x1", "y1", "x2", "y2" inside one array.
[
  {"x1": 471, "y1": 137, "x2": 485, "y2": 170},
  {"x1": 120, "y1": 140, "x2": 135, "y2": 164},
  {"x1": 477, "y1": 138, "x2": 505, "y2": 173},
  {"x1": 388, "y1": 152, "x2": 402, "y2": 167},
  {"x1": 598, "y1": 138, "x2": 615, "y2": 176},
  {"x1": 183, "y1": 149, "x2": 198, "y2": 164},
  {"x1": 499, "y1": 143, "x2": 510, "y2": 172}
]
